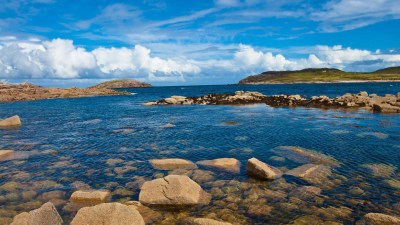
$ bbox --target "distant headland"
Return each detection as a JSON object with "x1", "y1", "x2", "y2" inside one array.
[
  {"x1": 90, "y1": 79, "x2": 153, "y2": 89},
  {"x1": 238, "y1": 66, "x2": 400, "y2": 84}
]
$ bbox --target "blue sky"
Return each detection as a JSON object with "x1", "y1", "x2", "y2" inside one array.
[{"x1": 0, "y1": 0, "x2": 400, "y2": 87}]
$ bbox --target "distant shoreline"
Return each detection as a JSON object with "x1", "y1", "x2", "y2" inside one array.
[{"x1": 238, "y1": 80, "x2": 400, "y2": 85}]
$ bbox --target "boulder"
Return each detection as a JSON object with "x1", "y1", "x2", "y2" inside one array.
[
  {"x1": 11, "y1": 202, "x2": 63, "y2": 225},
  {"x1": 177, "y1": 217, "x2": 232, "y2": 225},
  {"x1": 150, "y1": 158, "x2": 197, "y2": 170},
  {"x1": 196, "y1": 158, "x2": 240, "y2": 173},
  {"x1": 0, "y1": 115, "x2": 22, "y2": 128},
  {"x1": 70, "y1": 190, "x2": 110, "y2": 204},
  {"x1": 139, "y1": 175, "x2": 210, "y2": 207},
  {"x1": 0, "y1": 150, "x2": 14, "y2": 160},
  {"x1": 246, "y1": 157, "x2": 282, "y2": 180},
  {"x1": 70, "y1": 202, "x2": 145, "y2": 225},
  {"x1": 356, "y1": 213, "x2": 400, "y2": 225}
]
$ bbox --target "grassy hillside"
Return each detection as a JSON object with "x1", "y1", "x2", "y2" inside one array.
[{"x1": 238, "y1": 67, "x2": 400, "y2": 84}]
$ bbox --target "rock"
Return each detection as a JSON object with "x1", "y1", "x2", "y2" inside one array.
[
  {"x1": 125, "y1": 201, "x2": 163, "y2": 224},
  {"x1": 70, "y1": 202, "x2": 145, "y2": 225},
  {"x1": 373, "y1": 104, "x2": 400, "y2": 113},
  {"x1": 139, "y1": 175, "x2": 210, "y2": 207},
  {"x1": 290, "y1": 186, "x2": 322, "y2": 199},
  {"x1": 286, "y1": 164, "x2": 332, "y2": 185},
  {"x1": 38, "y1": 191, "x2": 66, "y2": 202},
  {"x1": 70, "y1": 190, "x2": 110, "y2": 204},
  {"x1": 177, "y1": 217, "x2": 232, "y2": 225},
  {"x1": 246, "y1": 157, "x2": 282, "y2": 180},
  {"x1": 0, "y1": 115, "x2": 21, "y2": 128},
  {"x1": 89, "y1": 79, "x2": 152, "y2": 88},
  {"x1": 272, "y1": 146, "x2": 339, "y2": 167},
  {"x1": 197, "y1": 158, "x2": 241, "y2": 173},
  {"x1": 11, "y1": 202, "x2": 62, "y2": 225},
  {"x1": 247, "y1": 205, "x2": 273, "y2": 217},
  {"x1": 362, "y1": 163, "x2": 396, "y2": 178},
  {"x1": 0, "y1": 150, "x2": 14, "y2": 160},
  {"x1": 356, "y1": 213, "x2": 400, "y2": 225},
  {"x1": 150, "y1": 158, "x2": 197, "y2": 170}
]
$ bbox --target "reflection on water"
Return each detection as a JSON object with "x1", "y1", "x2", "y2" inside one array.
[{"x1": 1, "y1": 83, "x2": 400, "y2": 224}]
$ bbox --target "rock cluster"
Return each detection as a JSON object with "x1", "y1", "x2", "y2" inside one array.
[
  {"x1": 145, "y1": 91, "x2": 400, "y2": 113},
  {"x1": 89, "y1": 79, "x2": 153, "y2": 89},
  {"x1": 0, "y1": 82, "x2": 130, "y2": 102}
]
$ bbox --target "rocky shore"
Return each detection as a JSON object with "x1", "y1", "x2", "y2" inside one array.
[
  {"x1": 145, "y1": 91, "x2": 400, "y2": 113},
  {"x1": 0, "y1": 82, "x2": 130, "y2": 103}
]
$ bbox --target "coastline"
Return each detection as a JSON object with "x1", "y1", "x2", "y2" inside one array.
[{"x1": 238, "y1": 79, "x2": 400, "y2": 85}]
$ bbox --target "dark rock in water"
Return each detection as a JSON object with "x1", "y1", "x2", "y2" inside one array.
[
  {"x1": 90, "y1": 79, "x2": 153, "y2": 89},
  {"x1": 139, "y1": 175, "x2": 210, "y2": 207},
  {"x1": 0, "y1": 115, "x2": 21, "y2": 128},
  {"x1": 356, "y1": 213, "x2": 400, "y2": 225},
  {"x1": 11, "y1": 202, "x2": 63, "y2": 225},
  {"x1": 70, "y1": 202, "x2": 145, "y2": 225},
  {"x1": 177, "y1": 217, "x2": 233, "y2": 225},
  {"x1": 246, "y1": 157, "x2": 282, "y2": 180}
]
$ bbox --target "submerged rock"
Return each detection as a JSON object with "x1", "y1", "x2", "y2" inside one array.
[
  {"x1": 70, "y1": 202, "x2": 145, "y2": 225},
  {"x1": 177, "y1": 217, "x2": 233, "y2": 225},
  {"x1": 0, "y1": 115, "x2": 21, "y2": 128},
  {"x1": 139, "y1": 175, "x2": 210, "y2": 207},
  {"x1": 286, "y1": 164, "x2": 332, "y2": 186},
  {"x1": 0, "y1": 150, "x2": 14, "y2": 160},
  {"x1": 272, "y1": 146, "x2": 340, "y2": 167},
  {"x1": 362, "y1": 163, "x2": 396, "y2": 178},
  {"x1": 11, "y1": 202, "x2": 62, "y2": 225},
  {"x1": 246, "y1": 157, "x2": 282, "y2": 180},
  {"x1": 70, "y1": 190, "x2": 110, "y2": 204},
  {"x1": 356, "y1": 213, "x2": 400, "y2": 225},
  {"x1": 289, "y1": 186, "x2": 322, "y2": 199},
  {"x1": 125, "y1": 201, "x2": 163, "y2": 224},
  {"x1": 150, "y1": 158, "x2": 198, "y2": 170},
  {"x1": 197, "y1": 158, "x2": 241, "y2": 173}
]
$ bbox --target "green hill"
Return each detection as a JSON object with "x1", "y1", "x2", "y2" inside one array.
[{"x1": 238, "y1": 67, "x2": 400, "y2": 84}]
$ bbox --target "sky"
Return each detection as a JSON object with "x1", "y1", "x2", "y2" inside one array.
[{"x1": 0, "y1": 0, "x2": 400, "y2": 87}]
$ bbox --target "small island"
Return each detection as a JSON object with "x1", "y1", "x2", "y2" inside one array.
[
  {"x1": 238, "y1": 67, "x2": 400, "y2": 84},
  {"x1": 89, "y1": 79, "x2": 153, "y2": 89}
]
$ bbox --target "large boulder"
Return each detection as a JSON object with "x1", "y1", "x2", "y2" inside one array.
[
  {"x1": 11, "y1": 202, "x2": 63, "y2": 225},
  {"x1": 70, "y1": 190, "x2": 110, "y2": 204},
  {"x1": 177, "y1": 217, "x2": 232, "y2": 225},
  {"x1": 196, "y1": 158, "x2": 240, "y2": 173},
  {"x1": 70, "y1": 202, "x2": 145, "y2": 225},
  {"x1": 139, "y1": 175, "x2": 210, "y2": 207},
  {"x1": 150, "y1": 158, "x2": 197, "y2": 170},
  {"x1": 0, "y1": 115, "x2": 21, "y2": 128},
  {"x1": 246, "y1": 157, "x2": 282, "y2": 180},
  {"x1": 356, "y1": 213, "x2": 400, "y2": 225}
]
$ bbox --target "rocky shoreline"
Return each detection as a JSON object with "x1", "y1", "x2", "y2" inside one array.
[
  {"x1": 0, "y1": 82, "x2": 130, "y2": 103},
  {"x1": 238, "y1": 80, "x2": 400, "y2": 85},
  {"x1": 145, "y1": 91, "x2": 400, "y2": 113}
]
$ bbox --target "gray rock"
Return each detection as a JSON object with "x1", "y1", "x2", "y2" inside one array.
[
  {"x1": 246, "y1": 157, "x2": 282, "y2": 180},
  {"x1": 11, "y1": 202, "x2": 62, "y2": 225}
]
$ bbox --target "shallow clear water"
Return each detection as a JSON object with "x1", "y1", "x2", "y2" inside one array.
[{"x1": 1, "y1": 83, "x2": 400, "y2": 224}]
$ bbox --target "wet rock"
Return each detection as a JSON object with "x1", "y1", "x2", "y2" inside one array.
[
  {"x1": 70, "y1": 190, "x2": 110, "y2": 204},
  {"x1": 191, "y1": 169, "x2": 215, "y2": 182},
  {"x1": 289, "y1": 186, "x2": 322, "y2": 199},
  {"x1": 71, "y1": 181, "x2": 92, "y2": 190},
  {"x1": 177, "y1": 217, "x2": 232, "y2": 225},
  {"x1": 286, "y1": 164, "x2": 332, "y2": 185},
  {"x1": 125, "y1": 201, "x2": 163, "y2": 224},
  {"x1": 362, "y1": 163, "x2": 396, "y2": 178},
  {"x1": 349, "y1": 186, "x2": 365, "y2": 195},
  {"x1": 114, "y1": 165, "x2": 137, "y2": 174},
  {"x1": 70, "y1": 202, "x2": 145, "y2": 225},
  {"x1": 105, "y1": 158, "x2": 123, "y2": 165},
  {"x1": 21, "y1": 191, "x2": 38, "y2": 201},
  {"x1": 38, "y1": 191, "x2": 66, "y2": 202},
  {"x1": 11, "y1": 202, "x2": 62, "y2": 225},
  {"x1": 384, "y1": 179, "x2": 400, "y2": 189},
  {"x1": 273, "y1": 146, "x2": 340, "y2": 167},
  {"x1": 0, "y1": 181, "x2": 19, "y2": 191},
  {"x1": 0, "y1": 115, "x2": 22, "y2": 128},
  {"x1": 247, "y1": 205, "x2": 273, "y2": 217},
  {"x1": 356, "y1": 213, "x2": 400, "y2": 225},
  {"x1": 0, "y1": 150, "x2": 14, "y2": 160},
  {"x1": 197, "y1": 158, "x2": 241, "y2": 173},
  {"x1": 246, "y1": 157, "x2": 283, "y2": 180},
  {"x1": 150, "y1": 158, "x2": 198, "y2": 170},
  {"x1": 139, "y1": 175, "x2": 210, "y2": 207},
  {"x1": 168, "y1": 169, "x2": 194, "y2": 176},
  {"x1": 291, "y1": 215, "x2": 323, "y2": 225}
]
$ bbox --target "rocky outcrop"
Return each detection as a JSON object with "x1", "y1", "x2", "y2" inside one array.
[
  {"x1": 139, "y1": 175, "x2": 210, "y2": 207},
  {"x1": 90, "y1": 79, "x2": 153, "y2": 89},
  {"x1": 246, "y1": 157, "x2": 282, "y2": 180},
  {"x1": 11, "y1": 202, "x2": 63, "y2": 225},
  {"x1": 145, "y1": 91, "x2": 400, "y2": 113},
  {"x1": 70, "y1": 190, "x2": 110, "y2": 204},
  {"x1": 0, "y1": 82, "x2": 130, "y2": 103},
  {"x1": 150, "y1": 158, "x2": 198, "y2": 170},
  {"x1": 0, "y1": 115, "x2": 21, "y2": 128},
  {"x1": 70, "y1": 202, "x2": 145, "y2": 225},
  {"x1": 177, "y1": 217, "x2": 233, "y2": 225},
  {"x1": 356, "y1": 213, "x2": 400, "y2": 225},
  {"x1": 197, "y1": 158, "x2": 241, "y2": 173}
]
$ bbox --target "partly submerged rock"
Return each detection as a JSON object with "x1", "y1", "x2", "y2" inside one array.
[
  {"x1": 70, "y1": 190, "x2": 110, "y2": 204},
  {"x1": 356, "y1": 213, "x2": 400, "y2": 225},
  {"x1": 0, "y1": 150, "x2": 14, "y2": 160},
  {"x1": 272, "y1": 146, "x2": 340, "y2": 167},
  {"x1": 139, "y1": 175, "x2": 210, "y2": 207},
  {"x1": 150, "y1": 158, "x2": 198, "y2": 170},
  {"x1": 286, "y1": 164, "x2": 332, "y2": 186},
  {"x1": 70, "y1": 202, "x2": 145, "y2": 225},
  {"x1": 0, "y1": 115, "x2": 22, "y2": 128},
  {"x1": 362, "y1": 163, "x2": 396, "y2": 178},
  {"x1": 246, "y1": 157, "x2": 282, "y2": 180},
  {"x1": 197, "y1": 158, "x2": 241, "y2": 173},
  {"x1": 177, "y1": 217, "x2": 232, "y2": 225},
  {"x1": 11, "y1": 202, "x2": 62, "y2": 225}
]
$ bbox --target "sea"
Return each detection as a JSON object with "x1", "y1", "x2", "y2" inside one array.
[{"x1": 1, "y1": 82, "x2": 400, "y2": 224}]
